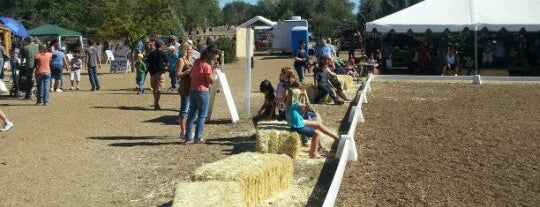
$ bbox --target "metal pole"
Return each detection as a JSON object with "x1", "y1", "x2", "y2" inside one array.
[
  {"x1": 244, "y1": 27, "x2": 252, "y2": 117},
  {"x1": 474, "y1": 29, "x2": 478, "y2": 75}
]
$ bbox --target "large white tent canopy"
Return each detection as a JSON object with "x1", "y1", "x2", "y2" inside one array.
[{"x1": 366, "y1": 0, "x2": 540, "y2": 33}]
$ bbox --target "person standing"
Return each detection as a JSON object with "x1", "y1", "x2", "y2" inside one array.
[
  {"x1": 183, "y1": 45, "x2": 219, "y2": 144},
  {"x1": 34, "y1": 44, "x2": 52, "y2": 105},
  {"x1": 134, "y1": 53, "x2": 146, "y2": 94},
  {"x1": 145, "y1": 39, "x2": 169, "y2": 110},
  {"x1": 0, "y1": 109, "x2": 14, "y2": 132},
  {"x1": 293, "y1": 41, "x2": 309, "y2": 83},
  {"x1": 167, "y1": 46, "x2": 179, "y2": 90},
  {"x1": 22, "y1": 37, "x2": 39, "y2": 100},
  {"x1": 69, "y1": 53, "x2": 82, "y2": 90},
  {"x1": 50, "y1": 45, "x2": 68, "y2": 92},
  {"x1": 10, "y1": 42, "x2": 21, "y2": 96},
  {"x1": 86, "y1": 40, "x2": 101, "y2": 91},
  {"x1": 176, "y1": 43, "x2": 193, "y2": 138}
]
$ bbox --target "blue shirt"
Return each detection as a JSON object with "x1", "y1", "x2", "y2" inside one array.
[
  {"x1": 288, "y1": 100, "x2": 304, "y2": 129},
  {"x1": 52, "y1": 50, "x2": 65, "y2": 66},
  {"x1": 168, "y1": 52, "x2": 179, "y2": 72},
  {"x1": 315, "y1": 44, "x2": 333, "y2": 58}
]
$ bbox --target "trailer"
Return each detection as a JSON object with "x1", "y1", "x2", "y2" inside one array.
[{"x1": 271, "y1": 16, "x2": 308, "y2": 53}]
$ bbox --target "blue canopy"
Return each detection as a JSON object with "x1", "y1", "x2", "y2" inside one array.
[{"x1": 0, "y1": 17, "x2": 29, "y2": 38}]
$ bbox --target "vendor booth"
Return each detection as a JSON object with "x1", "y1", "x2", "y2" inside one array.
[{"x1": 28, "y1": 24, "x2": 84, "y2": 54}]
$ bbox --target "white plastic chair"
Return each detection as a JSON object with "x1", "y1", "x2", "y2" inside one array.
[
  {"x1": 105, "y1": 50, "x2": 115, "y2": 64},
  {"x1": 66, "y1": 53, "x2": 74, "y2": 62}
]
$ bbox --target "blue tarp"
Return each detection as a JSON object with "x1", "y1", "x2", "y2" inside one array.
[{"x1": 0, "y1": 17, "x2": 29, "y2": 38}]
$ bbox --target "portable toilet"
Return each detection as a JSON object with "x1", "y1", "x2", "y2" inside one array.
[{"x1": 291, "y1": 26, "x2": 308, "y2": 56}]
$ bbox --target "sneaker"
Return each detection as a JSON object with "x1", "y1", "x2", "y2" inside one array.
[
  {"x1": 49, "y1": 88, "x2": 53, "y2": 92},
  {"x1": 76, "y1": 87, "x2": 80, "y2": 90},
  {"x1": 56, "y1": 89, "x2": 63, "y2": 92},
  {"x1": 69, "y1": 87, "x2": 74, "y2": 90},
  {"x1": 1, "y1": 121, "x2": 14, "y2": 132}
]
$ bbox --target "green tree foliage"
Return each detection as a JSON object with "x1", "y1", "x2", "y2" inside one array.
[
  {"x1": 222, "y1": 2, "x2": 255, "y2": 25},
  {"x1": 214, "y1": 37, "x2": 236, "y2": 63}
]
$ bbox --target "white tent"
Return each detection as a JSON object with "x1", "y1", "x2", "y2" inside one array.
[
  {"x1": 366, "y1": 0, "x2": 540, "y2": 33},
  {"x1": 366, "y1": 0, "x2": 540, "y2": 73}
]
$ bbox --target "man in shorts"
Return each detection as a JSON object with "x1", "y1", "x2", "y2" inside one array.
[{"x1": 145, "y1": 39, "x2": 169, "y2": 110}]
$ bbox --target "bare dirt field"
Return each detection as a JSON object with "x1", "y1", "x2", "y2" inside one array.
[
  {"x1": 0, "y1": 55, "x2": 354, "y2": 207},
  {"x1": 337, "y1": 82, "x2": 540, "y2": 206}
]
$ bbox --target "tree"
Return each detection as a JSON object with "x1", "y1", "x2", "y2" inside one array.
[{"x1": 222, "y1": 2, "x2": 255, "y2": 25}]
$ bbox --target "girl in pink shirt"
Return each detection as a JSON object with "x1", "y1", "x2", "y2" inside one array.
[{"x1": 183, "y1": 44, "x2": 219, "y2": 144}]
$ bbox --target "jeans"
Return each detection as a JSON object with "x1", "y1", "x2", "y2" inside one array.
[
  {"x1": 36, "y1": 73, "x2": 51, "y2": 104},
  {"x1": 25, "y1": 67, "x2": 34, "y2": 98},
  {"x1": 88, "y1": 66, "x2": 100, "y2": 90},
  {"x1": 294, "y1": 64, "x2": 305, "y2": 83},
  {"x1": 0, "y1": 58, "x2": 4, "y2": 79},
  {"x1": 10, "y1": 60, "x2": 19, "y2": 93},
  {"x1": 315, "y1": 83, "x2": 337, "y2": 103},
  {"x1": 185, "y1": 90, "x2": 209, "y2": 141},
  {"x1": 169, "y1": 69, "x2": 177, "y2": 88},
  {"x1": 136, "y1": 73, "x2": 145, "y2": 92},
  {"x1": 179, "y1": 95, "x2": 190, "y2": 118}
]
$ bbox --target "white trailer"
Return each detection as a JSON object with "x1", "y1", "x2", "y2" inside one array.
[{"x1": 271, "y1": 16, "x2": 308, "y2": 53}]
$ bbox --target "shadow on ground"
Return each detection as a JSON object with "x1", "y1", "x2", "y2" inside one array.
[
  {"x1": 306, "y1": 82, "x2": 362, "y2": 206},
  {"x1": 87, "y1": 135, "x2": 181, "y2": 147},
  {"x1": 94, "y1": 106, "x2": 179, "y2": 112},
  {"x1": 206, "y1": 134, "x2": 256, "y2": 155},
  {"x1": 145, "y1": 115, "x2": 178, "y2": 125}
]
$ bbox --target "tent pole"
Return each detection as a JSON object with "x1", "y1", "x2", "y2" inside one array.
[
  {"x1": 58, "y1": 36, "x2": 62, "y2": 51},
  {"x1": 474, "y1": 29, "x2": 478, "y2": 75}
]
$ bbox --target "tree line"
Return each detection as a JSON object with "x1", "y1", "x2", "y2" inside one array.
[{"x1": 0, "y1": 0, "x2": 422, "y2": 42}]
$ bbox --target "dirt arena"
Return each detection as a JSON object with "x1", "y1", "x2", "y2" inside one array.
[
  {"x1": 337, "y1": 82, "x2": 540, "y2": 206},
  {"x1": 0, "y1": 55, "x2": 355, "y2": 207}
]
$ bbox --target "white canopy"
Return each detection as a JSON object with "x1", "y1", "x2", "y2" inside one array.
[{"x1": 366, "y1": 0, "x2": 540, "y2": 33}]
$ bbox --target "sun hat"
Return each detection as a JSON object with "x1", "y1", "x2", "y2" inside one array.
[{"x1": 186, "y1": 39, "x2": 193, "y2": 45}]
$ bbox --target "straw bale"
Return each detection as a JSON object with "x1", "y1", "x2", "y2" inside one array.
[
  {"x1": 337, "y1": 74, "x2": 353, "y2": 91},
  {"x1": 172, "y1": 181, "x2": 245, "y2": 207},
  {"x1": 255, "y1": 121, "x2": 302, "y2": 157},
  {"x1": 302, "y1": 82, "x2": 332, "y2": 103},
  {"x1": 193, "y1": 152, "x2": 293, "y2": 207}
]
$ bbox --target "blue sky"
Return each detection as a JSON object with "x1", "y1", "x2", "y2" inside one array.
[{"x1": 219, "y1": 0, "x2": 360, "y2": 13}]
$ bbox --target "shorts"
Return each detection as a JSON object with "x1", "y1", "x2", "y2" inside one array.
[
  {"x1": 70, "y1": 69, "x2": 81, "y2": 81},
  {"x1": 51, "y1": 64, "x2": 63, "y2": 81},
  {"x1": 150, "y1": 73, "x2": 164, "y2": 90},
  {"x1": 291, "y1": 125, "x2": 316, "y2": 138}
]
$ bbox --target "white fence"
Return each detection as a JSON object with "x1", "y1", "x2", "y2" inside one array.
[{"x1": 321, "y1": 74, "x2": 540, "y2": 207}]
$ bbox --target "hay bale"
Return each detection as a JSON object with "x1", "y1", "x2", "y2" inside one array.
[
  {"x1": 256, "y1": 121, "x2": 302, "y2": 158},
  {"x1": 302, "y1": 82, "x2": 332, "y2": 103},
  {"x1": 193, "y1": 152, "x2": 293, "y2": 207},
  {"x1": 337, "y1": 74, "x2": 353, "y2": 91},
  {"x1": 172, "y1": 181, "x2": 245, "y2": 207}
]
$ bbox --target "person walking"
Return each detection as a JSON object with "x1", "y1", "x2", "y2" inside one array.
[
  {"x1": 22, "y1": 37, "x2": 39, "y2": 100},
  {"x1": 167, "y1": 46, "x2": 179, "y2": 90},
  {"x1": 69, "y1": 53, "x2": 82, "y2": 90},
  {"x1": 0, "y1": 109, "x2": 14, "y2": 132},
  {"x1": 134, "y1": 53, "x2": 146, "y2": 94},
  {"x1": 34, "y1": 44, "x2": 52, "y2": 105},
  {"x1": 86, "y1": 40, "x2": 101, "y2": 91},
  {"x1": 145, "y1": 39, "x2": 168, "y2": 110},
  {"x1": 10, "y1": 42, "x2": 21, "y2": 96},
  {"x1": 183, "y1": 45, "x2": 219, "y2": 144}
]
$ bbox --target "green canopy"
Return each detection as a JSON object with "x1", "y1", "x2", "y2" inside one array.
[{"x1": 28, "y1": 24, "x2": 81, "y2": 37}]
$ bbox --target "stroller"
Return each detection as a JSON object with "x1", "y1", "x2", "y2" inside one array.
[{"x1": 9, "y1": 62, "x2": 33, "y2": 97}]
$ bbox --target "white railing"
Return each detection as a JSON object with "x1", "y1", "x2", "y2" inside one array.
[
  {"x1": 322, "y1": 74, "x2": 374, "y2": 207},
  {"x1": 321, "y1": 74, "x2": 540, "y2": 207}
]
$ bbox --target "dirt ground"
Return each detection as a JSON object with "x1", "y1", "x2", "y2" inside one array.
[
  {"x1": 0, "y1": 54, "x2": 355, "y2": 207},
  {"x1": 337, "y1": 82, "x2": 540, "y2": 206}
]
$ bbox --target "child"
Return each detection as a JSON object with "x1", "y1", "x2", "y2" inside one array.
[
  {"x1": 343, "y1": 57, "x2": 358, "y2": 76},
  {"x1": 287, "y1": 88, "x2": 339, "y2": 158},
  {"x1": 69, "y1": 53, "x2": 82, "y2": 90},
  {"x1": 314, "y1": 56, "x2": 344, "y2": 105},
  {"x1": 135, "y1": 53, "x2": 147, "y2": 94},
  {"x1": 275, "y1": 67, "x2": 297, "y2": 120}
]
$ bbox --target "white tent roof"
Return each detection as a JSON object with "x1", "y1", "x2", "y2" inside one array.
[
  {"x1": 366, "y1": 0, "x2": 540, "y2": 33},
  {"x1": 239, "y1": 16, "x2": 277, "y2": 28}
]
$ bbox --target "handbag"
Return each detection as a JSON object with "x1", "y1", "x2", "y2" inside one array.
[
  {"x1": 0, "y1": 80, "x2": 8, "y2": 93},
  {"x1": 177, "y1": 74, "x2": 191, "y2": 96}
]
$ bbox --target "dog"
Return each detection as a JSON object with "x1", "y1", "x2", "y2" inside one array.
[{"x1": 253, "y1": 79, "x2": 276, "y2": 126}]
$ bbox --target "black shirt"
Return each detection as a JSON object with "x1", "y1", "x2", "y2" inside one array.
[{"x1": 146, "y1": 49, "x2": 168, "y2": 75}]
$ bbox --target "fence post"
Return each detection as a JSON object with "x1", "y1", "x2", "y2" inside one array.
[
  {"x1": 347, "y1": 135, "x2": 358, "y2": 161},
  {"x1": 473, "y1": 75, "x2": 482, "y2": 85},
  {"x1": 335, "y1": 135, "x2": 348, "y2": 159},
  {"x1": 358, "y1": 108, "x2": 365, "y2": 123}
]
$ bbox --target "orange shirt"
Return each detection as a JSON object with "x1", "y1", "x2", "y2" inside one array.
[
  {"x1": 189, "y1": 60, "x2": 213, "y2": 92},
  {"x1": 35, "y1": 52, "x2": 52, "y2": 74}
]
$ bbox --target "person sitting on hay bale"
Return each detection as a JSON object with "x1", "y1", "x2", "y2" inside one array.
[
  {"x1": 314, "y1": 56, "x2": 345, "y2": 105},
  {"x1": 275, "y1": 67, "x2": 299, "y2": 121},
  {"x1": 287, "y1": 88, "x2": 339, "y2": 158}
]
